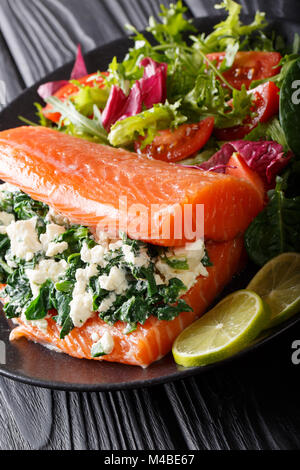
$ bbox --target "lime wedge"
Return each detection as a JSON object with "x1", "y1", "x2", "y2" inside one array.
[
  {"x1": 172, "y1": 290, "x2": 270, "y2": 367},
  {"x1": 247, "y1": 252, "x2": 300, "y2": 328}
]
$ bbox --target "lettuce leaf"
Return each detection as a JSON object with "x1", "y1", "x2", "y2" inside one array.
[
  {"x1": 108, "y1": 101, "x2": 186, "y2": 147},
  {"x1": 147, "y1": 0, "x2": 196, "y2": 45},
  {"x1": 246, "y1": 117, "x2": 289, "y2": 152},
  {"x1": 245, "y1": 178, "x2": 300, "y2": 265},
  {"x1": 45, "y1": 97, "x2": 108, "y2": 143},
  {"x1": 193, "y1": 0, "x2": 267, "y2": 55}
]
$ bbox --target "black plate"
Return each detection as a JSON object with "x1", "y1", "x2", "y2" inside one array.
[{"x1": 0, "y1": 16, "x2": 299, "y2": 391}]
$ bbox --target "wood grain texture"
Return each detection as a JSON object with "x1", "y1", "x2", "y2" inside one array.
[
  {"x1": 185, "y1": 0, "x2": 300, "y2": 20},
  {"x1": 1, "y1": 0, "x2": 300, "y2": 451},
  {"x1": 0, "y1": 0, "x2": 172, "y2": 90}
]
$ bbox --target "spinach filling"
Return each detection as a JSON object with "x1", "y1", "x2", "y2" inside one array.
[{"x1": 0, "y1": 188, "x2": 211, "y2": 339}]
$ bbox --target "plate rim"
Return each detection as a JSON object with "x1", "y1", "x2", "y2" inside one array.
[{"x1": 1, "y1": 303, "x2": 299, "y2": 392}]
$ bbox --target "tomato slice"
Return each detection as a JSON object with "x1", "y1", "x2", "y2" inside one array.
[
  {"x1": 134, "y1": 117, "x2": 215, "y2": 163},
  {"x1": 43, "y1": 73, "x2": 107, "y2": 123},
  {"x1": 214, "y1": 81, "x2": 280, "y2": 140},
  {"x1": 206, "y1": 51, "x2": 281, "y2": 90}
]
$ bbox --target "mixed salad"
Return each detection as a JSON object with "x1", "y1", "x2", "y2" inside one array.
[{"x1": 22, "y1": 0, "x2": 300, "y2": 267}]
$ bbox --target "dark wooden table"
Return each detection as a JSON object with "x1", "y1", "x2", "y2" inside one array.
[{"x1": 0, "y1": 0, "x2": 300, "y2": 451}]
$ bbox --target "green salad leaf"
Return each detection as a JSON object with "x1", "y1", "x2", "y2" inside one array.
[
  {"x1": 192, "y1": 0, "x2": 267, "y2": 57},
  {"x1": 147, "y1": 0, "x2": 196, "y2": 45},
  {"x1": 279, "y1": 57, "x2": 300, "y2": 156},
  {"x1": 72, "y1": 85, "x2": 109, "y2": 116},
  {"x1": 108, "y1": 101, "x2": 186, "y2": 147},
  {"x1": 246, "y1": 117, "x2": 290, "y2": 152},
  {"x1": 183, "y1": 68, "x2": 252, "y2": 128},
  {"x1": 46, "y1": 97, "x2": 108, "y2": 143},
  {"x1": 245, "y1": 178, "x2": 300, "y2": 266}
]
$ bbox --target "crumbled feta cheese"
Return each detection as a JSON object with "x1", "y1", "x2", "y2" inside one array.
[
  {"x1": 98, "y1": 266, "x2": 128, "y2": 294},
  {"x1": 98, "y1": 293, "x2": 116, "y2": 313},
  {"x1": 70, "y1": 292, "x2": 95, "y2": 328},
  {"x1": 40, "y1": 223, "x2": 68, "y2": 257},
  {"x1": 92, "y1": 331, "x2": 114, "y2": 355},
  {"x1": 122, "y1": 244, "x2": 150, "y2": 267},
  {"x1": 45, "y1": 241, "x2": 68, "y2": 257},
  {"x1": 156, "y1": 238, "x2": 208, "y2": 290},
  {"x1": 26, "y1": 259, "x2": 68, "y2": 298},
  {"x1": 69, "y1": 264, "x2": 98, "y2": 327},
  {"x1": 109, "y1": 240, "x2": 123, "y2": 252},
  {"x1": 173, "y1": 238, "x2": 205, "y2": 257},
  {"x1": 6, "y1": 217, "x2": 42, "y2": 261},
  {"x1": 80, "y1": 242, "x2": 106, "y2": 266},
  {"x1": 0, "y1": 211, "x2": 15, "y2": 234}
]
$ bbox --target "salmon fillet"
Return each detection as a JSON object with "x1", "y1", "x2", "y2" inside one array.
[
  {"x1": 9, "y1": 238, "x2": 245, "y2": 367},
  {"x1": 0, "y1": 126, "x2": 263, "y2": 246}
]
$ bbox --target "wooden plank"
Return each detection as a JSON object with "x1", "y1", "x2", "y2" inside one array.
[
  {"x1": 0, "y1": 0, "x2": 172, "y2": 88},
  {"x1": 0, "y1": 31, "x2": 24, "y2": 109}
]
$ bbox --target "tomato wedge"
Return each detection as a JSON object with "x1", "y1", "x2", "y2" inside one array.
[
  {"x1": 43, "y1": 73, "x2": 107, "y2": 123},
  {"x1": 214, "y1": 81, "x2": 280, "y2": 140},
  {"x1": 206, "y1": 51, "x2": 281, "y2": 90},
  {"x1": 225, "y1": 152, "x2": 265, "y2": 206},
  {"x1": 134, "y1": 117, "x2": 215, "y2": 163}
]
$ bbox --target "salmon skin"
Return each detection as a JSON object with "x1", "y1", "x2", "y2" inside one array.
[
  {"x1": 0, "y1": 127, "x2": 263, "y2": 246},
  {"x1": 9, "y1": 238, "x2": 245, "y2": 367}
]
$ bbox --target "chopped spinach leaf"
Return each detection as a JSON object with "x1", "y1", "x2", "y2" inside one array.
[
  {"x1": 25, "y1": 280, "x2": 53, "y2": 321},
  {"x1": 202, "y1": 249, "x2": 213, "y2": 267},
  {"x1": 3, "y1": 268, "x2": 32, "y2": 318},
  {"x1": 162, "y1": 256, "x2": 189, "y2": 270},
  {"x1": 12, "y1": 191, "x2": 48, "y2": 220}
]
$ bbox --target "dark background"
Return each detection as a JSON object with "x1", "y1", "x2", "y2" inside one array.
[{"x1": 1, "y1": 0, "x2": 300, "y2": 450}]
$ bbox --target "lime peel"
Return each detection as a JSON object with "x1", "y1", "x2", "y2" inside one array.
[
  {"x1": 247, "y1": 252, "x2": 300, "y2": 328},
  {"x1": 172, "y1": 289, "x2": 271, "y2": 367}
]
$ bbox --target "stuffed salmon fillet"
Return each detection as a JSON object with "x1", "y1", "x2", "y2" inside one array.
[
  {"x1": 0, "y1": 126, "x2": 263, "y2": 367},
  {"x1": 0, "y1": 126, "x2": 264, "y2": 246},
  {"x1": 8, "y1": 238, "x2": 244, "y2": 367}
]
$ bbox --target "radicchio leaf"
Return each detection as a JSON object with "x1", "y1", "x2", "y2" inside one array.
[
  {"x1": 101, "y1": 86, "x2": 127, "y2": 131},
  {"x1": 102, "y1": 57, "x2": 168, "y2": 131},
  {"x1": 37, "y1": 44, "x2": 88, "y2": 101},
  {"x1": 118, "y1": 82, "x2": 143, "y2": 121},
  {"x1": 37, "y1": 80, "x2": 69, "y2": 101},
  {"x1": 70, "y1": 44, "x2": 88, "y2": 80},
  {"x1": 139, "y1": 57, "x2": 168, "y2": 108},
  {"x1": 197, "y1": 140, "x2": 292, "y2": 189}
]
